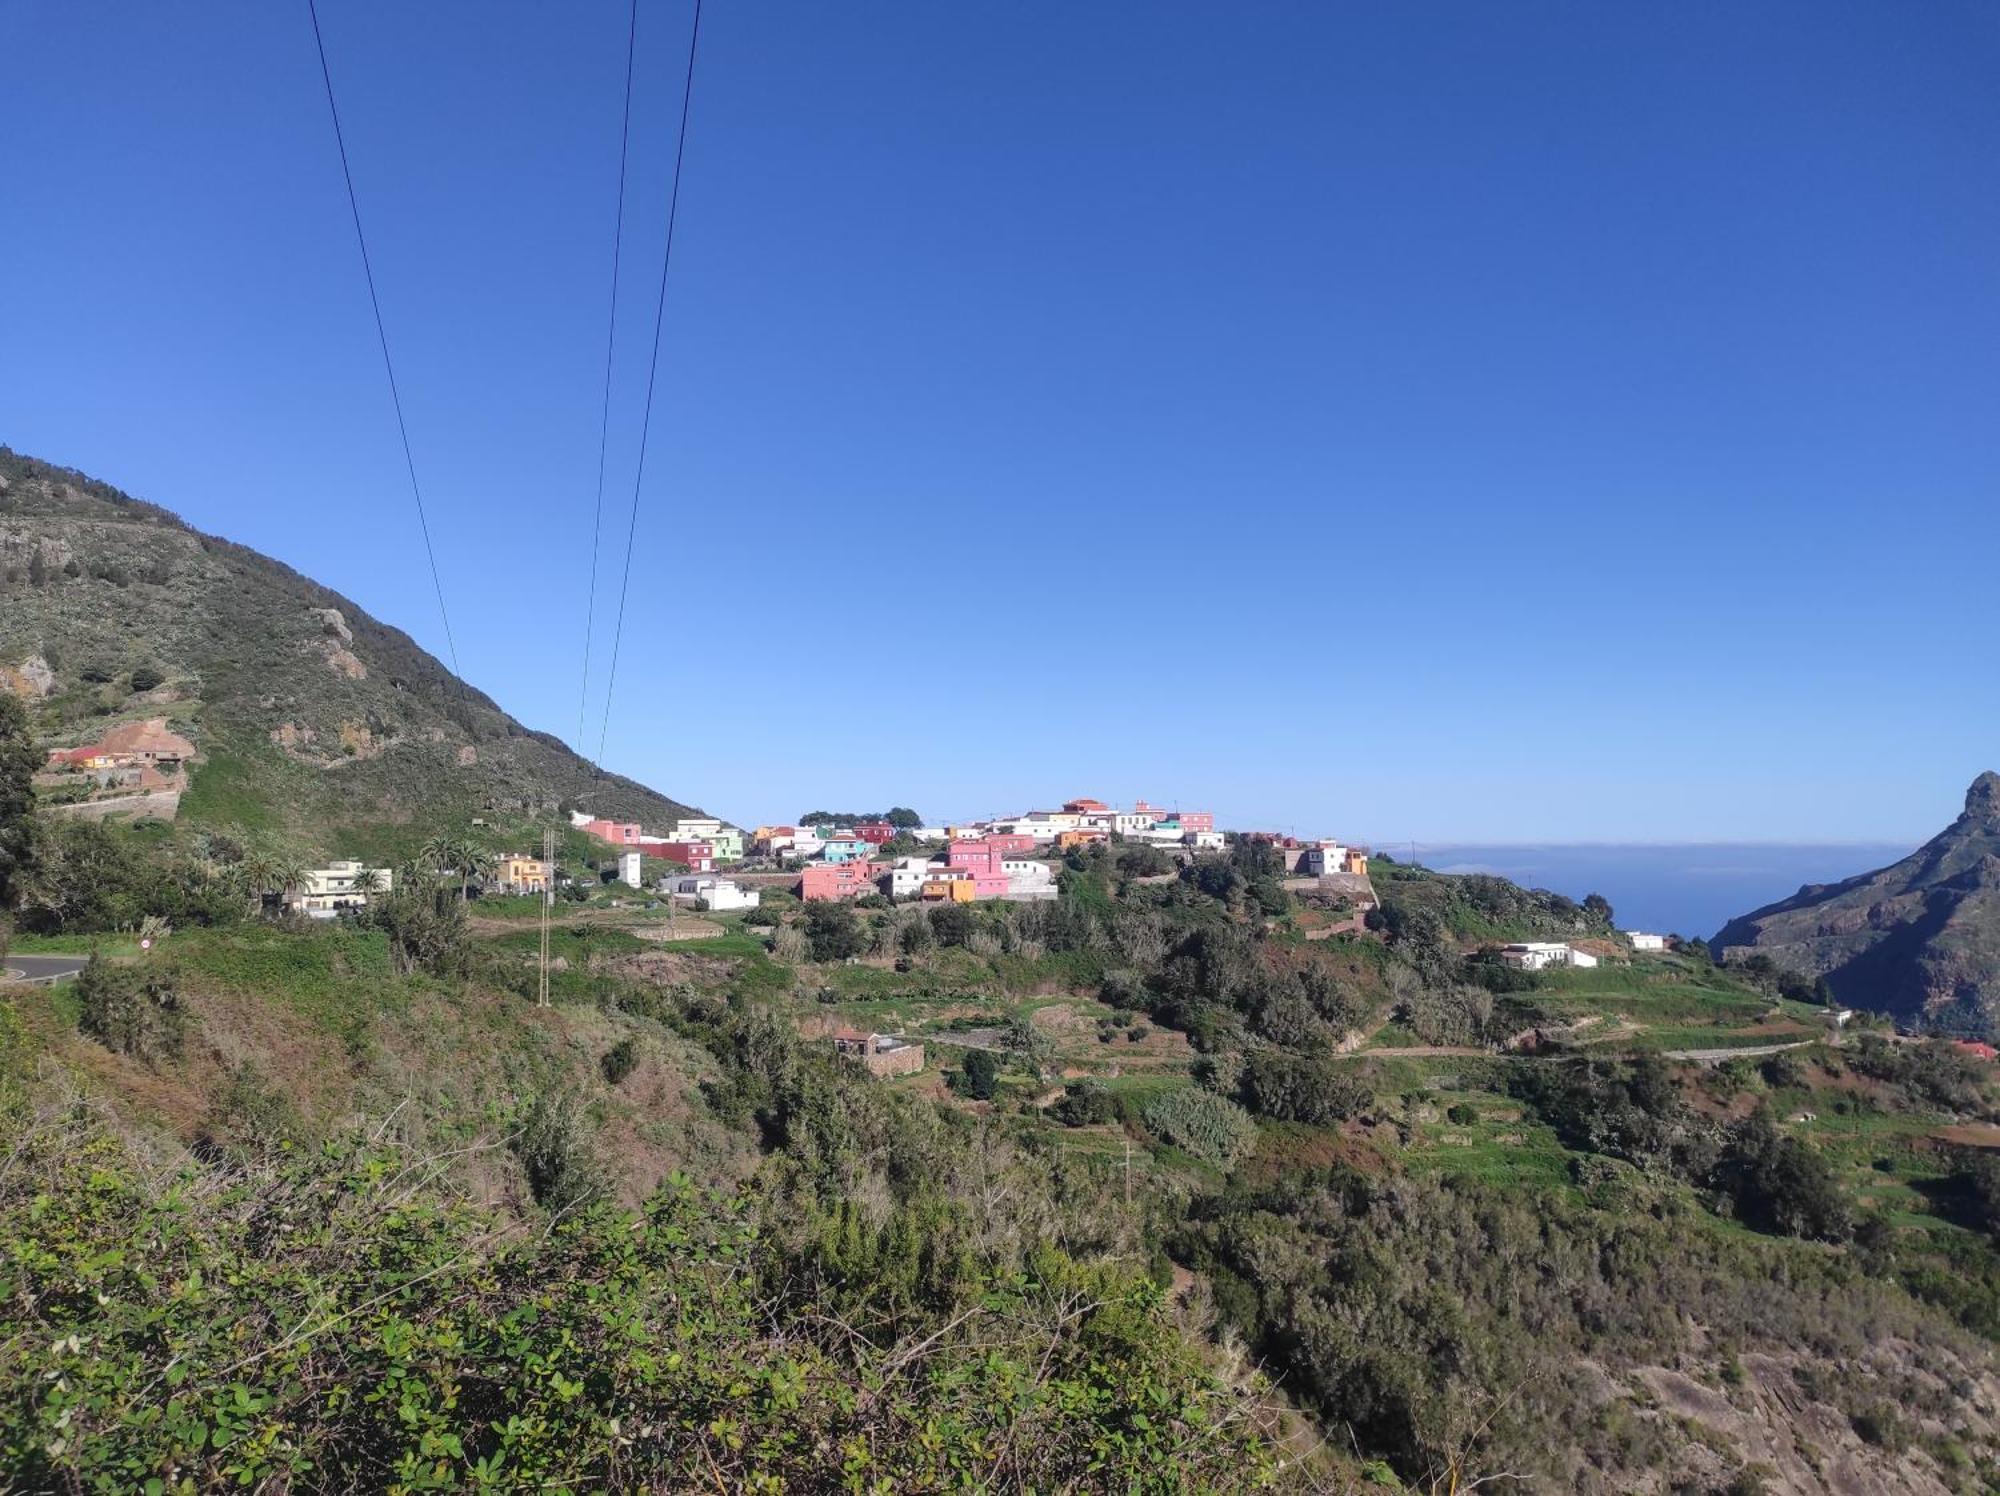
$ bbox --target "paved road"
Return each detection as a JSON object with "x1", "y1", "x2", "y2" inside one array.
[{"x1": 0, "y1": 955, "x2": 88, "y2": 986}]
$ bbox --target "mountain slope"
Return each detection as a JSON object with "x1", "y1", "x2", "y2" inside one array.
[
  {"x1": 1714, "y1": 772, "x2": 2000, "y2": 1034},
  {"x1": 0, "y1": 447, "x2": 697, "y2": 845}
]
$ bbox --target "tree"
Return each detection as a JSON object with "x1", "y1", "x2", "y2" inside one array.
[
  {"x1": 1582, "y1": 892, "x2": 1615, "y2": 927},
  {"x1": 128, "y1": 666, "x2": 165, "y2": 693},
  {"x1": 952, "y1": 1047, "x2": 1000, "y2": 1101},
  {"x1": 885, "y1": 806, "x2": 922, "y2": 829},
  {"x1": 348, "y1": 868, "x2": 383, "y2": 896},
  {"x1": 803, "y1": 902, "x2": 865, "y2": 962},
  {"x1": 0, "y1": 691, "x2": 38, "y2": 910}
]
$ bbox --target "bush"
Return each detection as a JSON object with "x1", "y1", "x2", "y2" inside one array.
[
  {"x1": 1141, "y1": 1087, "x2": 1255, "y2": 1168},
  {"x1": 950, "y1": 1047, "x2": 1001, "y2": 1101},
  {"x1": 0, "y1": 1112, "x2": 1272, "y2": 1493},
  {"x1": 512, "y1": 1091, "x2": 604, "y2": 1213},
  {"x1": 75, "y1": 954, "x2": 185, "y2": 1062},
  {"x1": 127, "y1": 665, "x2": 165, "y2": 692},
  {"x1": 601, "y1": 1037, "x2": 640, "y2": 1086},
  {"x1": 1241, "y1": 1051, "x2": 1372, "y2": 1125},
  {"x1": 803, "y1": 903, "x2": 865, "y2": 962}
]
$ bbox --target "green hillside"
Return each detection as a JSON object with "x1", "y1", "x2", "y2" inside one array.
[{"x1": 0, "y1": 447, "x2": 696, "y2": 855}]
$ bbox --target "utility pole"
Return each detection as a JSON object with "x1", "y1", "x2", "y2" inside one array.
[
  {"x1": 1123, "y1": 1135, "x2": 1132, "y2": 1207},
  {"x1": 537, "y1": 824, "x2": 554, "y2": 1008}
]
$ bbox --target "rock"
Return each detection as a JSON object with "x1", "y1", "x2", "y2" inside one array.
[{"x1": 312, "y1": 607, "x2": 354, "y2": 644}]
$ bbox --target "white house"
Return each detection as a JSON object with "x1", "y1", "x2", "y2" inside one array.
[
  {"x1": 1499, "y1": 942, "x2": 1599, "y2": 971},
  {"x1": 568, "y1": 809, "x2": 596, "y2": 829},
  {"x1": 1627, "y1": 931, "x2": 1668, "y2": 952},
  {"x1": 1002, "y1": 857, "x2": 1056, "y2": 899},
  {"x1": 618, "y1": 851, "x2": 644, "y2": 889},
  {"x1": 668, "y1": 874, "x2": 760, "y2": 911},
  {"x1": 1186, "y1": 829, "x2": 1225, "y2": 850},
  {"x1": 1111, "y1": 810, "x2": 1157, "y2": 835},
  {"x1": 288, "y1": 860, "x2": 394, "y2": 920},
  {"x1": 1302, "y1": 843, "x2": 1348, "y2": 877},
  {"x1": 885, "y1": 855, "x2": 942, "y2": 900}
]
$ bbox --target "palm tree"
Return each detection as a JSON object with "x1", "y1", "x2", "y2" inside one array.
[
  {"x1": 242, "y1": 853, "x2": 280, "y2": 915},
  {"x1": 349, "y1": 868, "x2": 383, "y2": 898}
]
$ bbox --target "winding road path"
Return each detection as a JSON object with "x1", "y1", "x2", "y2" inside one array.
[{"x1": 0, "y1": 955, "x2": 88, "y2": 986}]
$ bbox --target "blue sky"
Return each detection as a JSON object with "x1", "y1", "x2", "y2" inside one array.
[{"x1": 4, "y1": 2, "x2": 1996, "y2": 841}]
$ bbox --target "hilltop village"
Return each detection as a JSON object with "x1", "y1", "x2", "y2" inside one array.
[{"x1": 573, "y1": 796, "x2": 1378, "y2": 911}]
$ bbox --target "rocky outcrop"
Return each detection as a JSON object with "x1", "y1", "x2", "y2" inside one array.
[{"x1": 1714, "y1": 773, "x2": 2000, "y2": 1034}]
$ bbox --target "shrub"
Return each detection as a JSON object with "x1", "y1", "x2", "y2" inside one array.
[
  {"x1": 127, "y1": 665, "x2": 165, "y2": 692},
  {"x1": 601, "y1": 1036, "x2": 640, "y2": 1085},
  {"x1": 803, "y1": 903, "x2": 865, "y2": 962},
  {"x1": 512, "y1": 1091, "x2": 604, "y2": 1213},
  {"x1": 1241, "y1": 1051, "x2": 1372, "y2": 1125},
  {"x1": 950, "y1": 1047, "x2": 1001, "y2": 1101},
  {"x1": 1141, "y1": 1087, "x2": 1255, "y2": 1168},
  {"x1": 75, "y1": 954, "x2": 185, "y2": 1062}
]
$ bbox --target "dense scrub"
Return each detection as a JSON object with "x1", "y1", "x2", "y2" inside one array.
[{"x1": 0, "y1": 1092, "x2": 1272, "y2": 1492}]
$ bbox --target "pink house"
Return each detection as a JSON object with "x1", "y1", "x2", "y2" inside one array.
[
  {"x1": 944, "y1": 839, "x2": 1013, "y2": 899},
  {"x1": 1178, "y1": 810, "x2": 1215, "y2": 834},
  {"x1": 800, "y1": 861, "x2": 879, "y2": 901},
  {"x1": 581, "y1": 819, "x2": 646, "y2": 847}
]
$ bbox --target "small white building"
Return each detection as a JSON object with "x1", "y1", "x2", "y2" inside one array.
[
  {"x1": 1302, "y1": 843, "x2": 1348, "y2": 877},
  {"x1": 618, "y1": 851, "x2": 644, "y2": 889},
  {"x1": 289, "y1": 860, "x2": 395, "y2": 919},
  {"x1": 1002, "y1": 857, "x2": 1056, "y2": 898},
  {"x1": 667, "y1": 874, "x2": 760, "y2": 911},
  {"x1": 1627, "y1": 931, "x2": 1668, "y2": 952},
  {"x1": 1500, "y1": 941, "x2": 1599, "y2": 971},
  {"x1": 885, "y1": 855, "x2": 942, "y2": 900},
  {"x1": 1186, "y1": 829, "x2": 1225, "y2": 851}
]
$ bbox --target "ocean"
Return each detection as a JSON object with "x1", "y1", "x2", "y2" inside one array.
[{"x1": 1402, "y1": 842, "x2": 1916, "y2": 942}]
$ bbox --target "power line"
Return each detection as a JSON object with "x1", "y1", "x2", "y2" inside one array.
[
  {"x1": 596, "y1": 0, "x2": 705, "y2": 766},
  {"x1": 576, "y1": 0, "x2": 642, "y2": 755},
  {"x1": 306, "y1": 0, "x2": 461, "y2": 678}
]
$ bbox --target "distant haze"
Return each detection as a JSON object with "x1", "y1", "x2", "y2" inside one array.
[{"x1": 1404, "y1": 843, "x2": 1916, "y2": 943}]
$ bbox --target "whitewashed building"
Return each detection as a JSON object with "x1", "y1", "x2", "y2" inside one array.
[
  {"x1": 289, "y1": 861, "x2": 394, "y2": 919},
  {"x1": 885, "y1": 855, "x2": 943, "y2": 899},
  {"x1": 668, "y1": 874, "x2": 760, "y2": 911},
  {"x1": 1499, "y1": 942, "x2": 1599, "y2": 971},
  {"x1": 1626, "y1": 932, "x2": 1668, "y2": 952}
]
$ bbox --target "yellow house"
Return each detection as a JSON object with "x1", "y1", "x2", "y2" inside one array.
[
  {"x1": 491, "y1": 854, "x2": 549, "y2": 895},
  {"x1": 1344, "y1": 850, "x2": 1369, "y2": 876},
  {"x1": 921, "y1": 877, "x2": 975, "y2": 903}
]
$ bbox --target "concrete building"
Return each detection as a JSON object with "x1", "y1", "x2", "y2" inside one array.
[
  {"x1": 853, "y1": 821, "x2": 896, "y2": 845},
  {"x1": 1627, "y1": 932, "x2": 1668, "y2": 952},
  {"x1": 287, "y1": 860, "x2": 394, "y2": 919},
  {"x1": 827, "y1": 1027, "x2": 925, "y2": 1077},
  {"x1": 1499, "y1": 942, "x2": 1600, "y2": 971},
  {"x1": 817, "y1": 834, "x2": 873, "y2": 864},
  {"x1": 490, "y1": 854, "x2": 549, "y2": 897},
  {"x1": 921, "y1": 871, "x2": 977, "y2": 903},
  {"x1": 1187, "y1": 829, "x2": 1225, "y2": 850},
  {"x1": 667, "y1": 819, "x2": 743, "y2": 861},
  {"x1": 943, "y1": 839, "x2": 1013, "y2": 899},
  {"x1": 618, "y1": 851, "x2": 643, "y2": 888},
  {"x1": 1002, "y1": 857, "x2": 1057, "y2": 900},
  {"x1": 668, "y1": 874, "x2": 760, "y2": 911},
  {"x1": 1302, "y1": 844, "x2": 1349, "y2": 878},
  {"x1": 645, "y1": 840, "x2": 715, "y2": 873},
  {"x1": 800, "y1": 860, "x2": 880, "y2": 901},
  {"x1": 884, "y1": 855, "x2": 942, "y2": 900}
]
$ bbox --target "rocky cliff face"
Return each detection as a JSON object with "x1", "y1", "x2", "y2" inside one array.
[
  {"x1": 0, "y1": 447, "x2": 699, "y2": 842},
  {"x1": 1713, "y1": 773, "x2": 2000, "y2": 1035}
]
